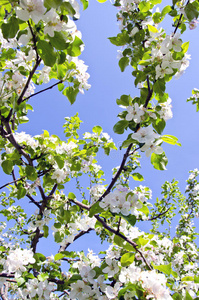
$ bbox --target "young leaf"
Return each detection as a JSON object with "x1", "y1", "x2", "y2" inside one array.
[
  {"x1": 113, "y1": 120, "x2": 129, "y2": 134},
  {"x1": 119, "y1": 56, "x2": 129, "y2": 72},
  {"x1": 62, "y1": 87, "x2": 79, "y2": 104},
  {"x1": 1, "y1": 16, "x2": 19, "y2": 39},
  {"x1": 89, "y1": 202, "x2": 104, "y2": 218},
  {"x1": 37, "y1": 40, "x2": 56, "y2": 67},
  {"x1": 132, "y1": 172, "x2": 144, "y2": 181},
  {"x1": 121, "y1": 252, "x2": 135, "y2": 267},
  {"x1": 151, "y1": 152, "x2": 168, "y2": 170}
]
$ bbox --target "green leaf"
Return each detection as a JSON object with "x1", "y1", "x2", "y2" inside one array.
[
  {"x1": 153, "y1": 118, "x2": 166, "y2": 134},
  {"x1": 172, "y1": 0, "x2": 178, "y2": 6},
  {"x1": 62, "y1": 86, "x2": 79, "y2": 104},
  {"x1": 151, "y1": 152, "x2": 168, "y2": 170},
  {"x1": 122, "y1": 214, "x2": 136, "y2": 226},
  {"x1": 116, "y1": 95, "x2": 131, "y2": 106},
  {"x1": 44, "y1": 0, "x2": 62, "y2": 9},
  {"x1": 89, "y1": 201, "x2": 104, "y2": 218},
  {"x1": 121, "y1": 252, "x2": 135, "y2": 267},
  {"x1": 16, "y1": 277, "x2": 25, "y2": 287},
  {"x1": 2, "y1": 160, "x2": 13, "y2": 175},
  {"x1": 161, "y1": 5, "x2": 172, "y2": 17},
  {"x1": 25, "y1": 165, "x2": 38, "y2": 181},
  {"x1": 138, "y1": 204, "x2": 149, "y2": 216},
  {"x1": 181, "y1": 276, "x2": 194, "y2": 282},
  {"x1": 54, "y1": 231, "x2": 63, "y2": 243},
  {"x1": 183, "y1": 290, "x2": 193, "y2": 300},
  {"x1": 43, "y1": 130, "x2": 49, "y2": 138},
  {"x1": 153, "y1": 12, "x2": 162, "y2": 23},
  {"x1": 17, "y1": 187, "x2": 27, "y2": 200},
  {"x1": 38, "y1": 273, "x2": 49, "y2": 282},
  {"x1": 92, "y1": 125, "x2": 102, "y2": 135},
  {"x1": 67, "y1": 36, "x2": 83, "y2": 57},
  {"x1": 80, "y1": 0, "x2": 89, "y2": 9},
  {"x1": 184, "y1": 3, "x2": 199, "y2": 21},
  {"x1": 151, "y1": 0, "x2": 161, "y2": 3},
  {"x1": 194, "y1": 276, "x2": 199, "y2": 283},
  {"x1": 172, "y1": 293, "x2": 183, "y2": 300},
  {"x1": 71, "y1": 161, "x2": 81, "y2": 171},
  {"x1": 113, "y1": 120, "x2": 129, "y2": 134},
  {"x1": 134, "y1": 71, "x2": 147, "y2": 86},
  {"x1": 132, "y1": 172, "x2": 144, "y2": 181},
  {"x1": 161, "y1": 135, "x2": 181, "y2": 146},
  {"x1": 54, "y1": 155, "x2": 64, "y2": 169},
  {"x1": 108, "y1": 31, "x2": 129, "y2": 46},
  {"x1": 97, "y1": 0, "x2": 107, "y2": 2},
  {"x1": 34, "y1": 253, "x2": 46, "y2": 262},
  {"x1": 1, "y1": 17, "x2": 19, "y2": 39},
  {"x1": 154, "y1": 79, "x2": 166, "y2": 96},
  {"x1": 67, "y1": 274, "x2": 82, "y2": 284},
  {"x1": 181, "y1": 41, "x2": 189, "y2": 54},
  {"x1": 60, "y1": 2, "x2": 76, "y2": 15},
  {"x1": 37, "y1": 40, "x2": 56, "y2": 67},
  {"x1": 147, "y1": 25, "x2": 158, "y2": 33},
  {"x1": 138, "y1": 237, "x2": 149, "y2": 246},
  {"x1": 139, "y1": 1, "x2": 150, "y2": 12},
  {"x1": 119, "y1": 56, "x2": 129, "y2": 72},
  {"x1": 48, "y1": 31, "x2": 68, "y2": 50},
  {"x1": 43, "y1": 225, "x2": 49, "y2": 238},
  {"x1": 58, "y1": 83, "x2": 65, "y2": 91},
  {"x1": 68, "y1": 192, "x2": 76, "y2": 200},
  {"x1": 152, "y1": 262, "x2": 172, "y2": 276},
  {"x1": 54, "y1": 253, "x2": 66, "y2": 261},
  {"x1": 114, "y1": 235, "x2": 125, "y2": 247}
]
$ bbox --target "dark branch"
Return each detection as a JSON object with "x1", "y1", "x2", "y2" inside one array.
[
  {"x1": 59, "y1": 228, "x2": 93, "y2": 252},
  {"x1": 22, "y1": 80, "x2": 63, "y2": 102},
  {"x1": 94, "y1": 214, "x2": 152, "y2": 270}
]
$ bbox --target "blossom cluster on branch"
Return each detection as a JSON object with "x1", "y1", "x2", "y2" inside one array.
[{"x1": 0, "y1": 0, "x2": 198, "y2": 299}]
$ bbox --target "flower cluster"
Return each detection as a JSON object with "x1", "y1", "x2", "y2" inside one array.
[
  {"x1": 99, "y1": 185, "x2": 151, "y2": 216},
  {"x1": 3, "y1": 248, "x2": 35, "y2": 277}
]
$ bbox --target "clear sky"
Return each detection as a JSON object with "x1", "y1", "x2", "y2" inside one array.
[{"x1": 1, "y1": 0, "x2": 199, "y2": 254}]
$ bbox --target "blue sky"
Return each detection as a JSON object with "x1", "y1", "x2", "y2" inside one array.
[{"x1": 2, "y1": 1, "x2": 199, "y2": 254}]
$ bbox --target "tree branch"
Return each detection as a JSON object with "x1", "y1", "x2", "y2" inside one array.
[
  {"x1": 94, "y1": 214, "x2": 152, "y2": 270},
  {"x1": 1, "y1": 118, "x2": 33, "y2": 165},
  {"x1": 22, "y1": 80, "x2": 63, "y2": 103},
  {"x1": 59, "y1": 228, "x2": 93, "y2": 252},
  {"x1": 0, "y1": 177, "x2": 25, "y2": 190},
  {"x1": 17, "y1": 58, "x2": 41, "y2": 105}
]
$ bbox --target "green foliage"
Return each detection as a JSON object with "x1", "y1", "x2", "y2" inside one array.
[
  {"x1": 113, "y1": 120, "x2": 129, "y2": 134},
  {"x1": 37, "y1": 40, "x2": 57, "y2": 67},
  {"x1": 1, "y1": 16, "x2": 19, "y2": 39},
  {"x1": 151, "y1": 152, "x2": 168, "y2": 170},
  {"x1": 119, "y1": 56, "x2": 129, "y2": 72},
  {"x1": 109, "y1": 31, "x2": 129, "y2": 46}
]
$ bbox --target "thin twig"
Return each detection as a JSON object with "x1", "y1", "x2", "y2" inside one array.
[
  {"x1": 94, "y1": 143, "x2": 133, "y2": 205},
  {"x1": 59, "y1": 228, "x2": 93, "y2": 252},
  {"x1": 22, "y1": 80, "x2": 63, "y2": 102},
  {"x1": 69, "y1": 198, "x2": 90, "y2": 211},
  {"x1": 0, "y1": 177, "x2": 25, "y2": 190},
  {"x1": 17, "y1": 58, "x2": 41, "y2": 105},
  {"x1": 147, "y1": 207, "x2": 170, "y2": 221}
]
